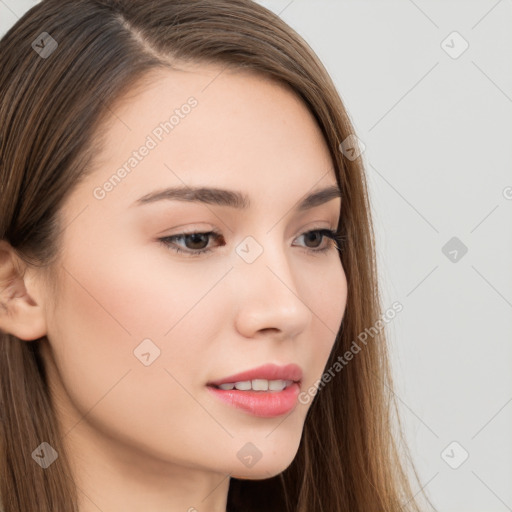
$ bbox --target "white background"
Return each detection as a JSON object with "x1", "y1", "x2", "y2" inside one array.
[{"x1": 1, "y1": 1, "x2": 511, "y2": 510}]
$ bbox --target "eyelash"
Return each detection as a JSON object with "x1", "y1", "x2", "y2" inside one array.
[{"x1": 158, "y1": 228, "x2": 345, "y2": 258}]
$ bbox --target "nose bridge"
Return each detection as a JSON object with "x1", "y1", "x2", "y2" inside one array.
[{"x1": 232, "y1": 232, "x2": 311, "y2": 337}]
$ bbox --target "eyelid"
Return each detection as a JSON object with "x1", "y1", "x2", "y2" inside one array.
[{"x1": 159, "y1": 221, "x2": 337, "y2": 241}]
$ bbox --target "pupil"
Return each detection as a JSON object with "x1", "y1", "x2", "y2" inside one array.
[
  {"x1": 187, "y1": 233, "x2": 209, "y2": 250},
  {"x1": 306, "y1": 232, "x2": 321, "y2": 247}
]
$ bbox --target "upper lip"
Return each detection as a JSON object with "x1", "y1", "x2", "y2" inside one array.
[{"x1": 207, "y1": 363, "x2": 303, "y2": 386}]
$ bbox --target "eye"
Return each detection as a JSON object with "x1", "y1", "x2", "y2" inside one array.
[
  {"x1": 295, "y1": 229, "x2": 343, "y2": 254},
  {"x1": 158, "y1": 230, "x2": 224, "y2": 257},
  {"x1": 158, "y1": 228, "x2": 345, "y2": 257}
]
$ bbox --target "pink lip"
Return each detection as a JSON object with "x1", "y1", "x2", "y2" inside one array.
[
  {"x1": 206, "y1": 383, "x2": 300, "y2": 418},
  {"x1": 207, "y1": 363, "x2": 303, "y2": 386},
  {"x1": 206, "y1": 363, "x2": 303, "y2": 418}
]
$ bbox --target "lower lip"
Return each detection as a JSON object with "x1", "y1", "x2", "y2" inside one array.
[{"x1": 206, "y1": 382, "x2": 300, "y2": 418}]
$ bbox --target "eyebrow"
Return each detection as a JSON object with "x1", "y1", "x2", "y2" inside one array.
[{"x1": 132, "y1": 184, "x2": 342, "y2": 211}]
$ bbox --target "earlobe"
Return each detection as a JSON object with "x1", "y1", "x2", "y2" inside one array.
[{"x1": 0, "y1": 242, "x2": 47, "y2": 341}]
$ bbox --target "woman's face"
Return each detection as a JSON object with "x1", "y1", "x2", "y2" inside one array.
[{"x1": 38, "y1": 63, "x2": 347, "y2": 481}]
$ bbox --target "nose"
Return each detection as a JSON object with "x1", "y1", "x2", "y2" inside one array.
[{"x1": 232, "y1": 239, "x2": 312, "y2": 340}]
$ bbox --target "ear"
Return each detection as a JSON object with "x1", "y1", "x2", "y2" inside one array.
[{"x1": 0, "y1": 241, "x2": 47, "y2": 341}]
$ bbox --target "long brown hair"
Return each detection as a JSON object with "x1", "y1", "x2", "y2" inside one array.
[{"x1": 0, "y1": 1, "x2": 434, "y2": 510}]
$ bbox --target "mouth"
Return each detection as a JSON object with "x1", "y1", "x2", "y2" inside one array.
[
  {"x1": 207, "y1": 362, "x2": 303, "y2": 387},
  {"x1": 206, "y1": 363, "x2": 302, "y2": 418},
  {"x1": 208, "y1": 378, "x2": 297, "y2": 392}
]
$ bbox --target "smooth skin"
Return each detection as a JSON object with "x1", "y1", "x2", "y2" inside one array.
[{"x1": 0, "y1": 63, "x2": 347, "y2": 512}]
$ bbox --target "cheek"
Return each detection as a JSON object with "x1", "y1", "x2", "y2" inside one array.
[
  {"x1": 51, "y1": 243, "x2": 230, "y2": 374},
  {"x1": 315, "y1": 257, "x2": 347, "y2": 331},
  {"x1": 301, "y1": 258, "x2": 347, "y2": 388},
  {"x1": 45, "y1": 249, "x2": 235, "y2": 458}
]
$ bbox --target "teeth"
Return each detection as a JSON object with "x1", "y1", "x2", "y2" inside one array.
[
  {"x1": 217, "y1": 379, "x2": 294, "y2": 391},
  {"x1": 218, "y1": 383, "x2": 235, "y2": 390},
  {"x1": 234, "y1": 380, "x2": 251, "y2": 391},
  {"x1": 269, "y1": 379, "x2": 288, "y2": 391},
  {"x1": 252, "y1": 379, "x2": 268, "y2": 391}
]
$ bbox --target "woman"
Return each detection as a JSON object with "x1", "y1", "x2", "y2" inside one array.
[{"x1": 0, "y1": 1, "x2": 433, "y2": 510}]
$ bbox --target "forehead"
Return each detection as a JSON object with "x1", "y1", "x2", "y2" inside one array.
[{"x1": 70, "y1": 63, "x2": 337, "y2": 214}]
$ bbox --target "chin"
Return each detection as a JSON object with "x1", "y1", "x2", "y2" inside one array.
[{"x1": 230, "y1": 455, "x2": 297, "y2": 480}]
